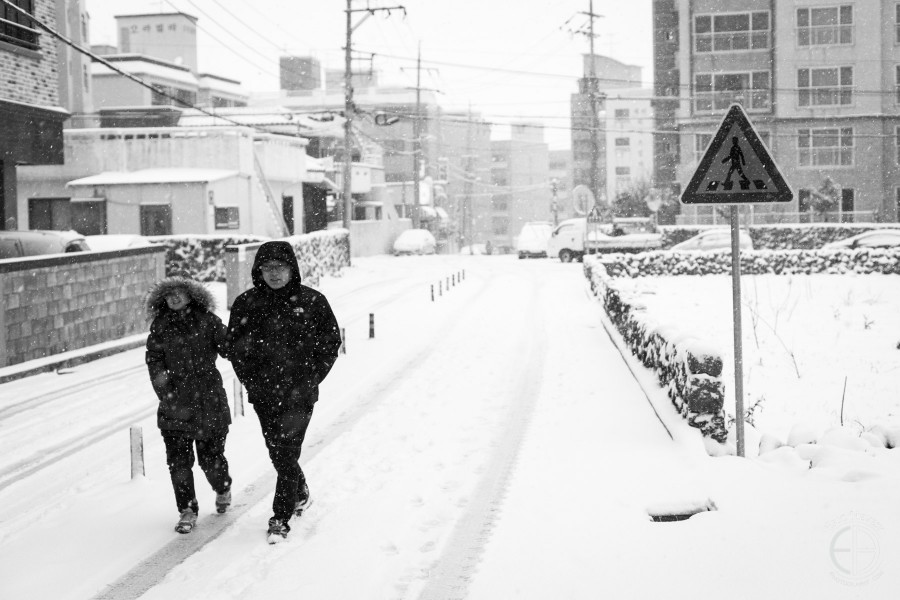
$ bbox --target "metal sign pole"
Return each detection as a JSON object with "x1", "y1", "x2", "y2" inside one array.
[{"x1": 730, "y1": 205, "x2": 745, "y2": 457}]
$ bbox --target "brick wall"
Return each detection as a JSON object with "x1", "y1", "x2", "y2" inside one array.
[
  {"x1": 0, "y1": 0, "x2": 60, "y2": 106},
  {"x1": 0, "y1": 246, "x2": 166, "y2": 367}
]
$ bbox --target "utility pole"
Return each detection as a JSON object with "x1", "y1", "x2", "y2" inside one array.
[
  {"x1": 585, "y1": 0, "x2": 602, "y2": 209},
  {"x1": 342, "y1": 1, "x2": 406, "y2": 233},
  {"x1": 412, "y1": 42, "x2": 422, "y2": 229},
  {"x1": 462, "y1": 104, "x2": 474, "y2": 252}
]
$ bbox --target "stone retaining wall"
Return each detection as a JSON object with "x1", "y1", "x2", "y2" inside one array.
[{"x1": 0, "y1": 246, "x2": 166, "y2": 367}]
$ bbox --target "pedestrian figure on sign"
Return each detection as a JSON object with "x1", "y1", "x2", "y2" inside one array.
[
  {"x1": 722, "y1": 136, "x2": 750, "y2": 188},
  {"x1": 225, "y1": 241, "x2": 341, "y2": 544},
  {"x1": 145, "y1": 276, "x2": 233, "y2": 535}
]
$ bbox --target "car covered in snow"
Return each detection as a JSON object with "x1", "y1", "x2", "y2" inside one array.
[
  {"x1": 515, "y1": 221, "x2": 552, "y2": 259},
  {"x1": 393, "y1": 228, "x2": 437, "y2": 256},
  {"x1": 671, "y1": 228, "x2": 754, "y2": 252},
  {"x1": 0, "y1": 229, "x2": 90, "y2": 259},
  {"x1": 822, "y1": 229, "x2": 900, "y2": 250},
  {"x1": 85, "y1": 234, "x2": 155, "y2": 252}
]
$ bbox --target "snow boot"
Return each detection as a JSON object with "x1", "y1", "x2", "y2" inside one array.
[
  {"x1": 294, "y1": 482, "x2": 311, "y2": 517},
  {"x1": 175, "y1": 507, "x2": 198, "y2": 534},
  {"x1": 215, "y1": 489, "x2": 232, "y2": 514},
  {"x1": 267, "y1": 518, "x2": 290, "y2": 544}
]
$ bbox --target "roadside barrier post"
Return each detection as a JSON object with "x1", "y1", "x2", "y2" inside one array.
[
  {"x1": 431, "y1": 285, "x2": 434, "y2": 302},
  {"x1": 130, "y1": 426, "x2": 144, "y2": 479},
  {"x1": 233, "y1": 379, "x2": 244, "y2": 417},
  {"x1": 369, "y1": 313, "x2": 375, "y2": 339},
  {"x1": 439, "y1": 281, "x2": 442, "y2": 296}
]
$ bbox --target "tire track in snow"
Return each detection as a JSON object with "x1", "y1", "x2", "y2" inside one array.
[
  {"x1": 91, "y1": 271, "x2": 494, "y2": 600},
  {"x1": 414, "y1": 273, "x2": 548, "y2": 600}
]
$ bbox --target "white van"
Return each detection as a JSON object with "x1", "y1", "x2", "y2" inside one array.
[
  {"x1": 515, "y1": 221, "x2": 552, "y2": 258},
  {"x1": 546, "y1": 218, "x2": 586, "y2": 262}
]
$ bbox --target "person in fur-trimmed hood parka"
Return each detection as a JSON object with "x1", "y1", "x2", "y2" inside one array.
[{"x1": 145, "y1": 276, "x2": 233, "y2": 534}]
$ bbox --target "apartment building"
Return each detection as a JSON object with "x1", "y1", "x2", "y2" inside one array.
[
  {"x1": 483, "y1": 124, "x2": 550, "y2": 251},
  {"x1": 605, "y1": 89, "x2": 655, "y2": 202},
  {"x1": 0, "y1": 0, "x2": 70, "y2": 230},
  {"x1": 665, "y1": 0, "x2": 900, "y2": 224}
]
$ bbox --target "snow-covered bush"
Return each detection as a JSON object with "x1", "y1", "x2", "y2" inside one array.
[
  {"x1": 148, "y1": 230, "x2": 351, "y2": 283},
  {"x1": 595, "y1": 247, "x2": 900, "y2": 278},
  {"x1": 584, "y1": 257, "x2": 728, "y2": 442}
]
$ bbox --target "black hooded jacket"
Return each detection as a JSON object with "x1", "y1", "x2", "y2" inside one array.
[
  {"x1": 225, "y1": 241, "x2": 341, "y2": 410},
  {"x1": 145, "y1": 277, "x2": 231, "y2": 438}
]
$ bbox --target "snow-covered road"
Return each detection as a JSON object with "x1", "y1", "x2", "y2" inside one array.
[{"x1": 2, "y1": 255, "x2": 898, "y2": 600}]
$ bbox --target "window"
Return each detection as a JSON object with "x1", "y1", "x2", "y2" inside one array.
[
  {"x1": 798, "y1": 189, "x2": 812, "y2": 212},
  {"x1": 798, "y1": 127, "x2": 853, "y2": 167},
  {"x1": 151, "y1": 84, "x2": 197, "y2": 107},
  {"x1": 614, "y1": 109, "x2": 629, "y2": 119},
  {"x1": 695, "y1": 133, "x2": 713, "y2": 163},
  {"x1": 215, "y1": 207, "x2": 240, "y2": 230},
  {"x1": 140, "y1": 205, "x2": 172, "y2": 235},
  {"x1": 492, "y1": 217, "x2": 509, "y2": 235},
  {"x1": 491, "y1": 195, "x2": 509, "y2": 211},
  {"x1": 798, "y1": 67, "x2": 853, "y2": 106},
  {"x1": 897, "y1": 4, "x2": 900, "y2": 44},
  {"x1": 615, "y1": 167, "x2": 631, "y2": 176},
  {"x1": 798, "y1": 6, "x2": 852, "y2": 46},
  {"x1": 896, "y1": 66, "x2": 900, "y2": 104},
  {"x1": 1, "y1": 0, "x2": 38, "y2": 50},
  {"x1": 694, "y1": 71, "x2": 771, "y2": 112},
  {"x1": 694, "y1": 11, "x2": 770, "y2": 53},
  {"x1": 614, "y1": 137, "x2": 630, "y2": 147}
]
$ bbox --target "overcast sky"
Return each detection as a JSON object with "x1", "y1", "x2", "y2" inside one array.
[{"x1": 85, "y1": 0, "x2": 654, "y2": 149}]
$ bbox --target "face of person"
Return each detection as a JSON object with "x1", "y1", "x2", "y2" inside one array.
[
  {"x1": 166, "y1": 289, "x2": 190, "y2": 311},
  {"x1": 261, "y1": 260, "x2": 292, "y2": 290}
]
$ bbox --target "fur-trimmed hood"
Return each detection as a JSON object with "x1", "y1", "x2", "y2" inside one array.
[{"x1": 145, "y1": 277, "x2": 217, "y2": 321}]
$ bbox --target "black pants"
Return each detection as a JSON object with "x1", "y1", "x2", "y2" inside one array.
[
  {"x1": 252, "y1": 397, "x2": 314, "y2": 522},
  {"x1": 162, "y1": 432, "x2": 232, "y2": 513}
]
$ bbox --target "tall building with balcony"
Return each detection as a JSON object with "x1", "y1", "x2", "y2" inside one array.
[{"x1": 667, "y1": 0, "x2": 900, "y2": 224}]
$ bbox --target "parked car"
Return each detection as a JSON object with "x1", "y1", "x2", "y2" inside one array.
[
  {"x1": 0, "y1": 230, "x2": 90, "y2": 259},
  {"x1": 84, "y1": 234, "x2": 153, "y2": 252},
  {"x1": 393, "y1": 229, "x2": 437, "y2": 256},
  {"x1": 585, "y1": 217, "x2": 662, "y2": 254},
  {"x1": 516, "y1": 221, "x2": 552, "y2": 259},
  {"x1": 822, "y1": 229, "x2": 900, "y2": 250},
  {"x1": 671, "y1": 228, "x2": 754, "y2": 252}
]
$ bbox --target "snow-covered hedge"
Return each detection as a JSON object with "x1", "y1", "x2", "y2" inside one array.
[
  {"x1": 149, "y1": 230, "x2": 351, "y2": 283},
  {"x1": 286, "y1": 229, "x2": 352, "y2": 287},
  {"x1": 596, "y1": 247, "x2": 900, "y2": 278},
  {"x1": 584, "y1": 257, "x2": 728, "y2": 442}
]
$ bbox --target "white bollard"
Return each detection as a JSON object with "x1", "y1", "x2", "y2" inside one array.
[
  {"x1": 233, "y1": 378, "x2": 244, "y2": 417},
  {"x1": 130, "y1": 426, "x2": 145, "y2": 479}
]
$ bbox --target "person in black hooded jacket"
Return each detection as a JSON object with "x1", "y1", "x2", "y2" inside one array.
[
  {"x1": 145, "y1": 276, "x2": 233, "y2": 534},
  {"x1": 225, "y1": 241, "x2": 341, "y2": 542}
]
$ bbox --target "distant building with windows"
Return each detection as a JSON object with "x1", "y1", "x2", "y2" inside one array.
[
  {"x1": 661, "y1": 0, "x2": 900, "y2": 224},
  {"x1": 483, "y1": 124, "x2": 549, "y2": 251},
  {"x1": 605, "y1": 89, "x2": 654, "y2": 202},
  {"x1": 90, "y1": 11, "x2": 247, "y2": 124}
]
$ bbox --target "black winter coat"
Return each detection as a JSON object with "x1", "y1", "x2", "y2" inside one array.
[
  {"x1": 225, "y1": 241, "x2": 341, "y2": 412},
  {"x1": 145, "y1": 277, "x2": 231, "y2": 439}
]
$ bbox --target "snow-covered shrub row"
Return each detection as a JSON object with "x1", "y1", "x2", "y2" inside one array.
[
  {"x1": 285, "y1": 229, "x2": 351, "y2": 287},
  {"x1": 148, "y1": 230, "x2": 351, "y2": 283},
  {"x1": 658, "y1": 223, "x2": 887, "y2": 250},
  {"x1": 596, "y1": 247, "x2": 900, "y2": 278},
  {"x1": 584, "y1": 257, "x2": 728, "y2": 442}
]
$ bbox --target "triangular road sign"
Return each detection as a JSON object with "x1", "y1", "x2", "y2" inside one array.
[{"x1": 681, "y1": 104, "x2": 793, "y2": 205}]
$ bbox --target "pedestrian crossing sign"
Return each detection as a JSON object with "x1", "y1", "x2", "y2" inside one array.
[{"x1": 680, "y1": 104, "x2": 793, "y2": 205}]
